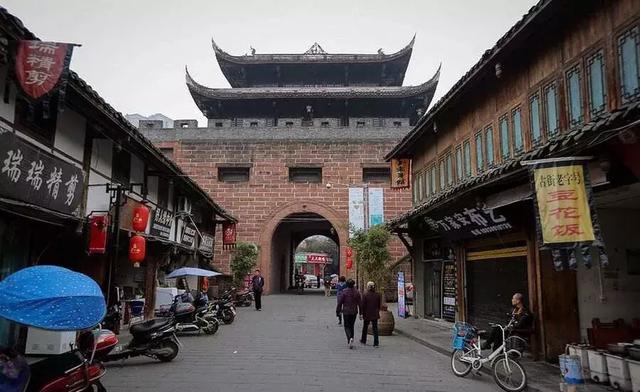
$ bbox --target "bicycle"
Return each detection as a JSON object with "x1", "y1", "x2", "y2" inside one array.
[{"x1": 450, "y1": 319, "x2": 528, "y2": 392}]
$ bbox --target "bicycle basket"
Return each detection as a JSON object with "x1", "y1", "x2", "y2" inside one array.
[
  {"x1": 505, "y1": 335, "x2": 528, "y2": 353},
  {"x1": 452, "y1": 322, "x2": 476, "y2": 350}
]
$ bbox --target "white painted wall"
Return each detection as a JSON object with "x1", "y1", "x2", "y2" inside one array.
[
  {"x1": 86, "y1": 171, "x2": 111, "y2": 212},
  {"x1": 90, "y1": 139, "x2": 113, "y2": 178},
  {"x1": 0, "y1": 66, "x2": 16, "y2": 124},
  {"x1": 54, "y1": 109, "x2": 86, "y2": 164},
  {"x1": 146, "y1": 176, "x2": 158, "y2": 204},
  {"x1": 576, "y1": 208, "x2": 640, "y2": 339}
]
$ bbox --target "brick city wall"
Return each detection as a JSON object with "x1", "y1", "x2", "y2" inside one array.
[{"x1": 149, "y1": 128, "x2": 413, "y2": 292}]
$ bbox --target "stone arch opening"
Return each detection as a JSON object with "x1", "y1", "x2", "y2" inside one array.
[{"x1": 258, "y1": 202, "x2": 348, "y2": 294}]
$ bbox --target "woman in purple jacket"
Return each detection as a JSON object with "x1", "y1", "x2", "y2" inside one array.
[
  {"x1": 335, "y1": 276, "x2": 347, "y2": 325},
  {"x1": 336, "y1": 279, "x2": 360, "y2": 349}
]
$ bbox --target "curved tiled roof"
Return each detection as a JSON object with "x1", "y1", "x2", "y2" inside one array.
[
  {"x1": 185, "y1": 64, "x2": 440, "y2": 101},
  {"x1": 387, "y1": 102, "x2": 640, "y2": 228},
  {"x1": 211, "y1": 35, "x2": 416, "y2": 65}
]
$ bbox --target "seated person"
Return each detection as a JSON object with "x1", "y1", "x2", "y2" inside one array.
[{"x1": 482, "y1": 293, "x2": 532, "y2": 351}]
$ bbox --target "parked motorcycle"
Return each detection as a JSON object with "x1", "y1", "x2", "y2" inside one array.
[
  {"x1": 80, "y1": 318, "x2": 181, "y2": 364},
  {"x1": 209, "y1": 298, "x2": 236, "y2": 325},
  {"x1": 102, "y1": 304, "x2": 121, "y2": 335},
  {"x1": 222, "y1": 287, "x2": 253, "y2": 307},
  {"x1": 0, "y1": 266, "x2": 108, "y2": 392},
  {"x1": 169, "y1": 294, "x2": 220, "y2": 334}
]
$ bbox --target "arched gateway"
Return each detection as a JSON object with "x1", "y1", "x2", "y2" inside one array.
[{"x1": 258, "y1": 202, "x2": 349, "y2": 294}]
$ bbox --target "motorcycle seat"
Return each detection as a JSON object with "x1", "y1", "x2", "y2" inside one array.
[{"x1": 130, "y1": 318, "x2": 172, "y2": 335}]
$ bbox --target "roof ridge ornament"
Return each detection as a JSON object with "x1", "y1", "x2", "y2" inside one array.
[{"x1": 304, "y1": 42, "x2": 327, "y2": 55}]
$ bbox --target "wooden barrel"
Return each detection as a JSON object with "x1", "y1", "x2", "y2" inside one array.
[{"x1": 368, "y1": 309, "x2": 395, "y2": 336}]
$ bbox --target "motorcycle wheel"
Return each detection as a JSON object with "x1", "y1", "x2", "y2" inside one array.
[
  {"x1": 156, "y1": 340, "x2": 179, "y2": 362},
  {"x1": 204, "y1": 320, "x2": 219, "y2": 335},
  {"x1": 222, "y1": 310, "x2": 235, "y2": 324}
]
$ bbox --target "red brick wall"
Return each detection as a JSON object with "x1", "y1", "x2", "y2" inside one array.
[{"x1": 154, "y1": 139, "x2": 412, "y2": 292}]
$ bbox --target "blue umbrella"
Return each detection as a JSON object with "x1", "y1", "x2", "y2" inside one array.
[
  {"x1": 0, "y1": 266, "x2": 106, "y2": 331},
  {"x1": 166, "y1": 267, "x2": 222, "y2": 278}
]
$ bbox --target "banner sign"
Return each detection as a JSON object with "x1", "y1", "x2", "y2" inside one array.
[
  {"x1": 348, "y1": 187, "x2": 364, "y2": 237},
  {"x1": 222, "y1": 222, "x2": 236, "y2": 249},
  {"x1": 368, "y1": 187, "x2": 384, "y2": 226},
  {"x1": 181, "y1": 223, "x2": 197, "y2": 248},
  {"x1": 198, "y1": 233, "x2": 214, "y2": 256},
  {"x1": 15, "y1": 41, "x2": 75, "y2": 99},
  {"x1": 391, "y1": 159, "x2": 411, "y2": 189},
  {"x1": 534, "y1": 165, "x2": 595, "y2": 243},
  {"x1": 422, "y1": 206, "x2": 514, "y2": 241},
  {"x1": 527, "y1": 158, "x2": 608, "y2": 271},
  {"x1": 306, "y1": 253, "x2": 332, "y2": 264},
  {"x1": 149, "y1": 206, "x2": 173, "y2": 240},
  {"x1": 397, "y1": 271, "x2": 407, "y2": 318},
  {"x1": 0, "y1": 129, "x2": 84, "y2": 215},
  {"x1": 442, "y1": 262, "x2": 456, "y2": 322}
]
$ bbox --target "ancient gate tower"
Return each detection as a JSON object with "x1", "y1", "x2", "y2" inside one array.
[{"x1": 141, "y1": 38, "x2": 439, "y2": 294}]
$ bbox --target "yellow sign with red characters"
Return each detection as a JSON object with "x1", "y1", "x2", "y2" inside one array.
[{"x1": 534, "y1": 164, "x2": 595, "y2": 244}]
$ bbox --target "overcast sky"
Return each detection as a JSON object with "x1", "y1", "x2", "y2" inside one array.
[{"x1": 4, "y1": 0, "x2": 537, "y2": 125}]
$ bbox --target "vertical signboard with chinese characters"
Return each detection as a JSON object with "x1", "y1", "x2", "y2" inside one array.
[
  {"x1": 397, "y1": 271, "x2": 406, "y2": 318},
  {"x1": 15, "y1": 41, "x2": 75, "y2": 100},
  {"x1": 149, "y1": 207, "x2": 174, "y2": 240},
  {"x1": 368, "y1": 188, "x2": 384, "y2": 226},
  {"x1": 390, "y1": 159, "x2": 411, "y2": 189},
  {"x1": 528, "y1": 158, "x2": 607, "y2": 271},
  {"x1": 442, "y1": 262, "x2": 457, "y2": 322},
  {"x1": 533, "y1": 165, "x2": 595, "y2": 244},
  {"x1": 0, "y1": 130, "x2": 84, "y2": 215},
  {"x1": 348, "y1": 187, "x2": 364, "y2": 237}
]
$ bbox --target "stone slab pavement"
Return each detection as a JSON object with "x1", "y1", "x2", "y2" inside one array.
[{"x1": 102, "y1": 293, "x2": 500, "y2": 392}]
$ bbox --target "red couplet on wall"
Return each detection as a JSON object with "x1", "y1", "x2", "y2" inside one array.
[
  {"x1": 129, "y1": 235, "x2": 146, "y2": 268},
  {"x1": 88, "y1": 215, "x2": 109, "y2": 254},
  {"x1": 132, "y1": 204, "x2": 150, "y2": 232}
]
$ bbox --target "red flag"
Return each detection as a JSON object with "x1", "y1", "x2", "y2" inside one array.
[{"x1": 15, "y1": 41, "x2": 74, "y2": 99}]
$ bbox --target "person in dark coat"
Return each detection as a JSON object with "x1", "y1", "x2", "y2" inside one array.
[
  {"x1": 251, "y1": 269, "x2": 264, "y2": 311},
  {"x1": 360, "y1": 281, "x2": 381, "y2": 347},
  {"x1": 336, "y1": 279, "x2": 360, "y2": 349},
  {"x1": 482, "y1": 292, "x2": 532, "y2": 350}
]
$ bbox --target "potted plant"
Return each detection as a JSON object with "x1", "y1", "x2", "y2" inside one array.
[
  {"x1": 349, "y1": 225, "x2": 395, "y2": 335},
  {"x1": 230, "y1": 242, "x2": 259, "y2": 289}
]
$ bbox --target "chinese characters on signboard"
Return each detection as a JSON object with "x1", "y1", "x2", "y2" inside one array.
[
  {"x1": 181, "y1": 224, "x2": 197, "y2": 248},
  {"x1": 348, "y1": 188, "x2": 364, "y2": 237},
  {"x1": 149, "y1": 207, "x2": 173, "y2": 240},
  {"x1": 442, "y1": 262, "x2": 456, "y2": 322},
  {"x1": 423, "y1": 206, "x2": 513, "y2": 240},
  {"x1": 198, "y1": 233, "x2": 214, "y2": 256},
  {"x1": 368, "y1": 187, "x2": 384, "y2": 226},
  {"x1": 533, "y1": 165, "x2": 595, "y2": 244},
  {"x1": 15, "y1": 41, "x2": 75, "y2": 99},
  {"x1": 397, "y1": 271, "x2": 407, "y2": 318},
  {"x1": 0, "y1": 130, "x2": 84, "y2": 215},
  {"x1": 390, "y1": 159, "x2": 411, "y2": 190},
  {"x1": 222, "y1": 222, "x2": 237, "y2": 249}
]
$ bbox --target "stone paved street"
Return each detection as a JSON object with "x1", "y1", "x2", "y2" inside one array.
[{"x1": 102, "y1": 294, "x2": 499, "y2": 392}]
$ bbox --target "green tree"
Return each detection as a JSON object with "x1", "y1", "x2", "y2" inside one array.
[
  {"x1": 230, "y1": 242, "x2": 259, "y2": 287},
  {"x1": 349, "y1": 225, "x2": 392, "y2": 295}
]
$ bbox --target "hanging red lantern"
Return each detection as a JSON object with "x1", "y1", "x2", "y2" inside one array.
[
  {"x1": 131, "y1": 204, "x2": 150, "y2": 232},
  {"x1": 129, "y1": 235, "x2": 146, "y2": 268},
  {"x1": 346, "y1": 247, "x2": 353, "y2": 258},
  {"x1": 346, "y1": 257, "x2": 353, "y2": 270}
]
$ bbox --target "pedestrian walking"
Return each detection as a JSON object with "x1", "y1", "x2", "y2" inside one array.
[
  {"x1": 335, "y1": 276, "x2": 346, "y2": 324},
  {"x1": 360, "y1": 281, "x2": 381, "y2": 347},
  {"x1": 251, "y1": 269, "x2": 264, "y2": 311},
  {"x1": 336, "y1": 279, "x2": 360, "y2": 349},
  {"x1": 316, "y1": 274, "x2": 321, "y2": 289},
  {"x1": 323, "y1": 276, "x2": 331, "y2": 297}
]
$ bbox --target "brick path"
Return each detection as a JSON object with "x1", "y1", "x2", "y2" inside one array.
[{"x1": 102, "y1": 294, "x2": 498, "y2": 392}]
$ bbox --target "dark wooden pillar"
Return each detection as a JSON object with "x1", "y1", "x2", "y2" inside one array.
[{"x1": 143, "y1": 256, "x2": 159, "y2": 320}]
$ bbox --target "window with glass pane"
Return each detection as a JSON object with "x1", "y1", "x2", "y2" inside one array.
[
  {"x1": 446, "y1": 153, "x2": 453, "y2": 185},
  {"x1": 485, "y1": 126, "x2": 494, "y2": 166},
  {"x1": 463, "y1": 141, "x2": 471, "y2": 177},
  {"x1": 499, "y1": 116, "x2": 510, "y2": 159},
  {"x1": 618, "y1": 26, "x2": 640, "y2": 102},
  {"x1": 455, "y1": 146, "x2": 463, "y2": 181},
  {"x1": 587, "y1": 51, "x2": 606, "y2": 115},
  {"x1": 439, "y1": 160, "x2": 446, "y2": 190},
  {"x1": 512, "y1": 108, "x2": 524, "y2": 153},
  {"x1": 475, "y1": 132, "x2": 484, "y2": 172},
  {"x1": 424, "y1": 170, "x2": 430, "y2": 196},
  {"x1": 430, "y1": 166, "x2": 436, "y2": 194},
  {"x1": 566, "y1": 66, "x2": 583, "y2": 127},
  {"x1": 544, "y1": 83, "x2": 560, "y2": 136},
  {"x1": 529, "y1": 94, "x2": 542, "y2": 145}
]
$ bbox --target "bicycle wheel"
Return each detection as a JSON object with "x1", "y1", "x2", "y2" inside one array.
[
  {"x1": 492, "y1": 357, "x2": 527, "y2": 392},
  {"x1": 450, "y1": 344, "x2": 475, "y2": 377}
]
